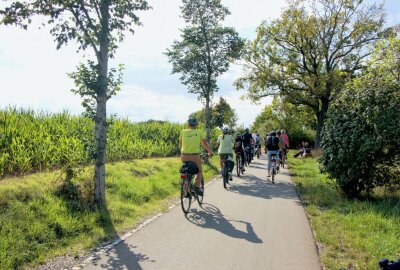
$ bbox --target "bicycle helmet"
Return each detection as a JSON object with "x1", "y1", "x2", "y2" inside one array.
[
  {"x1": 277, "y1": 130, "x2": 281, "y2": 135},
  {"x1": 222, "y1": 127, "x2": 228, "y2": 134},
  {"x1": 270, "y1": 131, "x2": 277, "y2": 136},
  {"x1": 187, "y1": 116, "x2": 198, "y2": 127},
  {"x1": 236, "y1": 133, "x2": 241, "y2": 138}
]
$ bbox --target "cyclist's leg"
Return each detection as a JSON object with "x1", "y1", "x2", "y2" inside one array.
[
  {"x1": 267, "y1": 151, "x2": 272, "y2": 175},
  {"x1": 219, "y1": 154, "x2": 224, "y2": 172}
]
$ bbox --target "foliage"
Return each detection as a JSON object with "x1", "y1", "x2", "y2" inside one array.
[
  {"x1": 289, "y1": 156, "x2": 400, "y2": 270},
  {"x1": 165, "y1": 0, "x2": 244, "y2": 141},
  {"x1": 320, "y1": 37, "x2": 400, "y2": 197},
  {"x1": 193, "y1": 97, "x2": 238, "y2": 129},
  {"x1": 251, "y1": 97, "x2": 316, "y2": 146},
  {"x1": 236, "y1": 0, "x2": 388, "y2": 146},
  {"x1": 0, "y1": 108, "x2": 184, "y2": 178},
  {"x1": 0, "y1": 157, "x2": 220, "y2": 269}
]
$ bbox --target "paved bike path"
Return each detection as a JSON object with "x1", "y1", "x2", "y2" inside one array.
[{"x1": 81, "y1": 156, "x2": 321, "y2": 270}]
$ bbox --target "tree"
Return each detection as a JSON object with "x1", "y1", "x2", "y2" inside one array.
[
  {"x1": 165, "y1": 0, "x2": 244, "y2": 142},
  {"x1": 1, "y1": 0, "x2": 150, "y2": 204},
  {"x1": 320, "y1": 37, "x2": 400, "y2": 197},
  {"x1": 212, "y1": 97, "x2": 237, "y2": 129},
  {"x1": 193, "y1": 97, "x2": 237, "y2": 129},
  {"x1": 236, "y1": 0, "x2": 389, "y2": 147},
  {"x1": 251, "y1": 97, "x2": 316, "y2": 146}
]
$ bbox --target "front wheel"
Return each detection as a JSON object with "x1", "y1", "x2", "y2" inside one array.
[
  {"x1": 180, "y1": 179, "x2": 192, "y2": 214},
  {"x1": 257, "y1": 149, "x2": 260, "y2": 159},
  {"x1": 196, "y1": 177, "x2": 204, "y2": 205}
]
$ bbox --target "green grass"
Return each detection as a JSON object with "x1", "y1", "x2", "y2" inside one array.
[
  {"x1": 0, "y1": 156, "x2": 219, "y2": 270},
  {"x1": 288, "y1": 156, "x2": 400, "y2": 270}
]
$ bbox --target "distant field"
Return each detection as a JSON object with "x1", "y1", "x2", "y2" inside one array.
[{"x1": 0, "y1": 108, "x2": 185, "y2": 177}]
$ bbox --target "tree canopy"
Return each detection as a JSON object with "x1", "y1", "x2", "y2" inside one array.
[{"x1": 236, "y1": 0, "x2": 389, "y2": 146}]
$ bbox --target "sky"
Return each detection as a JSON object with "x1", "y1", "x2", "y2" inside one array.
[{"x1": 0, "y1": 0, "x2": 399, "y2": 127}]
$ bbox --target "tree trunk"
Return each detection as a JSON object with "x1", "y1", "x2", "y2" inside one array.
[
  {"x1": 315, "y1": 97, "x2": 329, "y2": 148},
  {"x1": 205, "y1": 95, "x2": 211, "y2": 143},
  {"x1": 94, "y1": 0, "x2": 110, "y2": 205}
]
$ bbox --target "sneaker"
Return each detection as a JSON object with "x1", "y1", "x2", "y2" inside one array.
[
  {"x1": 194, "y1": 186, "x2": 203, "y2": 196},
  {"x1": 229, "y1": 173, "x2": 233, "y2": 181}
]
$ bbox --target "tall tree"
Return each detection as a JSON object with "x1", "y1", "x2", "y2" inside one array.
[
  {"x1": 236, "y1": 0, "x2": 389, "y2": 147},
  {"x1": 0, "y1": 0, "x2": 150, "y2": 204},
  {"x1": 165, "y1": 0, "x2": 244, "y2": 142}
]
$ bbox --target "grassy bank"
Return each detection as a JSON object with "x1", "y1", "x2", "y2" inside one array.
[
  {"x1": 288, "y1": 156, "x2": 400, "y2": 270},
  {"x1": 0, "y1": 156, "x2": 219, "y2": 269}
]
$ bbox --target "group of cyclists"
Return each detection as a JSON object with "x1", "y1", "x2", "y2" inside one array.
[{"x1": 179, "y1": 115, "x2": 290, "y2": 196}]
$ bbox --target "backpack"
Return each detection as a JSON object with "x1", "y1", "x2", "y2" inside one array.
[
  {"x1": 179, "y1": 161, "x2": 199, "y2": 175},
  {"x1": 267, "y1": 136, "x2": 278, "y2": 147}
]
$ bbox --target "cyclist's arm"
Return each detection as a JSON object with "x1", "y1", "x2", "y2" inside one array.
[{"x1": 201, "y1": 139, "x2": 213, "y2": 156}]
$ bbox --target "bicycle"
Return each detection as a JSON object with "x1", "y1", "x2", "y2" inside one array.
[
  {"x1": 280, "y1": 147, "x2": 287, "y2": 168},
  {"x1": 244, "y1": 146, "x2": 252, "y2": 165},
  {"x1": 255, "y1": 145, "x2": 261, "y2": 159},
  {"x1": 221, "y1": 155, "x2": 234, "y2": 189},
  {"x1": 270, "y1": 153, "x2": 278, "y2": 184},
  {"x1": 179, "y1": 154, "x2": 206, "y2": 214},
  {"x1": 235, "y1": 152, "x2": 244, "y2": 177}
]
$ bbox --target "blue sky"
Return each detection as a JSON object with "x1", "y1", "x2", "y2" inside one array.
[{"x1": 0, "y1": 0, "x2": 399, "y2": 127}]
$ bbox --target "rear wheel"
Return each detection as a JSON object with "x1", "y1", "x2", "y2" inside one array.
[
  {"x1": 196, "y1": 177, "x2": 204, "y2": 205},
  {"x1": 236, "y1": 156, "x2": 241, "y2": 177},
  {"x1": 271, "y1": 167, "x2": 275, "y2": 183},
  {"x1": 257, "y1": 148, "x2": 260, "y2": 159},
  {"x1": 223, "y1": 165, "x2": 228, "y2": 189},
  {"x1": 180, "y1": 179, "x2": 192, "y2": 214}
]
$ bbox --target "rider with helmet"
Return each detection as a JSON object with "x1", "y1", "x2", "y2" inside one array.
[
  {"x1": 242, "y1": 128, "x2": 253, "y2": 164},
  {"x1": 254, "y1": 131, "x2": 262, "y2": 156},
  {"x1": 265, "y1": 130, "x2": 280, "y2": 177},
  {"x1": 217, "y1": 127, "x2": 235, "y2": 180},
  {"x1": 179, "y1": 116, "x2": 213, "y2": 195}
]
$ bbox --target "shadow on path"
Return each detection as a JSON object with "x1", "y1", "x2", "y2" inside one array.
[
  {"x1": 89, "y1": 206, "x2": 154, "y2": 270},
  {"x1": 229, "y1": 170, "x2": 298, "y2": 201},
  {"x1": 185, "y1": 203, "x2": 263, "y2": 244}
]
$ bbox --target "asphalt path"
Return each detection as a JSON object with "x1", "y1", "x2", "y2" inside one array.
[{"x1": 81, "y1": 155, "x2": 321, "y2": 270}]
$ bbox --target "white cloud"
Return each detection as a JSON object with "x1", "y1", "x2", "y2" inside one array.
[{"x1": 108, "y1": 84, "x2": 203, "y2": 123}]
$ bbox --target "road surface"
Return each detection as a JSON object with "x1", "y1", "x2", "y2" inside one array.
[{"x1": 80, "y1": 155, "x2": 321, "y2": 270}]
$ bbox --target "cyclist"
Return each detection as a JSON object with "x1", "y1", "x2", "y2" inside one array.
[
  {"x1": 266, "y1": 131, "x2": 280, "y2": 177},
  {"x1": 254, "y1": 131, "x2": 262, "y2": 156},
  {"x1": 280, "y1": 129, "x2": 289, "y2": 162},
  {"x1": 234, "y1": 133, "x2": 245, "y2": 171},
  {"x1": 242, "y1": 128, "x2": 253, "y2": 164},
  {"x1": 281, "y1": 129, "x2": 290, "y2": 149},
  {"x1": 217, "y1": 127, "x2": 235, "y2": 181},
  {"x1": 179, "y1": 116, "x2": 213, "y2": 195},
  {"x1": 277, "y1": 130, "x2": 284, "y2": 168}
]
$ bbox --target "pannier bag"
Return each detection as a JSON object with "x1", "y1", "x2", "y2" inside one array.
[{"x1": 180, "y1": 161, "x2": 199, "y2": 175}]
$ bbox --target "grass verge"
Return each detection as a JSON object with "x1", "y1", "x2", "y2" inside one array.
[
  {"x1": 0, "y1": 156, "x2": 219, "y2": 270},
  {"x1": 288, "y1": 156, "x2": 400, "y2": 270}
]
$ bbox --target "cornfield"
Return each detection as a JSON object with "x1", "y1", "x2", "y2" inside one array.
[{"x1": 0, "y1": 107, "x2": 186, "y2": 177}]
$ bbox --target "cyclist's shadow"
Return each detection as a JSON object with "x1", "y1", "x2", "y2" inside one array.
[{"x1": 185, "y1": 203, "x2": 262, "y2": 244}]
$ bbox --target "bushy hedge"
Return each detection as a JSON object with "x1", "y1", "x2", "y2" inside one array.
[{"x1": 320, "y1": 39, "x2": 400, "y2": 197}]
